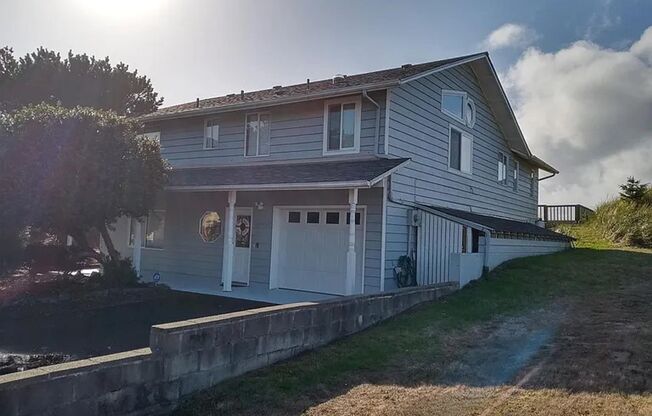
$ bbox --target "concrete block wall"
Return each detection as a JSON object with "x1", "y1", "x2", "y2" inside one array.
[{"x1": 0, "y1": 283, "x2": 456, "y2": 416}]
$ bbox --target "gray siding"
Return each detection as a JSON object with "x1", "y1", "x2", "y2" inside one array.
[
  {"x1": 482, "y1": 238, "x2": 570, "y2": 269},
  {"x1": 387, "y1": 64, "x2": 539, "y2": 221},
  {"x1": 149, "y1": 91, "x2": 387, "y2": 168},
  {"x1": 113, "y1": 188, "x2": 384, "y2": 295}
]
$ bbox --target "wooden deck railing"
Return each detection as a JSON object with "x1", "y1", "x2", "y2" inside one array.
[{"x1": 538, "y1": 204, "x2": 594, "y2": 223}]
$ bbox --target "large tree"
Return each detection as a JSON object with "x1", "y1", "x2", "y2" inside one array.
[
  {"x1": 0, "y1": 47, "x2": 162, "y2": 116},
  {"x1": 0, "y1": 104, "x2": 168, "y2": 261}
]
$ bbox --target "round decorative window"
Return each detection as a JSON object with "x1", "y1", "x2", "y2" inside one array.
[
  {"x1": 199, "y1": 211, "x2": 222, "y2": 242},
  {"x1": 465, "y1": 98, "x2": 476, "y2": 128}
]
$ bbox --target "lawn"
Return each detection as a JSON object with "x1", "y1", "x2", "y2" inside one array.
[{"x1": 173, "y1": 234, "x2": 652, "y2": 415}]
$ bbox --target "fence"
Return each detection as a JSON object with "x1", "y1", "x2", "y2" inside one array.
[{"x1": 537, "y1": 204, "x2": 594, "y2": 224}]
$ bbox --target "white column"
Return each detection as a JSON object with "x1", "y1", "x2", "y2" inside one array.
[
  {"x1": 379, "y1": 178, "x2": 387, "y2": 292},
  {"x1": 346, "y1": 188, "x2": 359, "y2": 295},
  {"x1": 132, "y1": 219, "x2": 143, "y2": 277},
  {"x1": 221, "y1": 190, "x2": 237, "y2": 291}
]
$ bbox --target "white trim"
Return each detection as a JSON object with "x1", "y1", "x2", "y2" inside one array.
[
  {"x1": 441, "y1": 89, "x2": 467, "y2": 123},
  {"x1": 379, "y1": 178, "x2": 387, "y2": 292},
  {"x1": 203, "y1": 119, "x2": 219, "y2": 150},
  {"x1": 398, "y1": 53, "x2": 487, "y2": 85},
  {"x1": 269, "y1": 204, "x2": 368, "y2": 296},
  {"x1": 322, "y1": 96, "x2": 362, "y2": 156},
  {"x1": 513, "y1": 160, "x2": 520, "y2": 192},
  {"x1": 498, "y1": 151, "x2": 508, "y2": 185},
  {"x1": 244, "y1": 112, "x2": 271, "y2": 158},
  {"x1": 465, "y1": 98, "x2": 476, "y2": 128},
  {"x1": 221, "y1": 190, "x2": 237, "y2": 291},
  {"x1": 136, "y1": 131, "x2": 160, "y2": 142},
  {"x1": 384, "y1": 88, "x2": 391, "y2": 155},
  {"x1": 447, "y1": 124, "x2": 473, "y2": 175}
]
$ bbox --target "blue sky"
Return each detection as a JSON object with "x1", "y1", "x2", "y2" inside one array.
[{"x1": 1, "y1": 0, "x2": 651, "y2": 206}]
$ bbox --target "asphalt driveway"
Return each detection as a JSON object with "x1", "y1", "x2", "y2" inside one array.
[{"x1": 0, "y1": 290, "x2": 267, "y2": 360}]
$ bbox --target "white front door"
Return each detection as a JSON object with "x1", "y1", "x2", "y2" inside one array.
[{"x1": 232, "y1": 207, "x2": 253, "y2": 285}]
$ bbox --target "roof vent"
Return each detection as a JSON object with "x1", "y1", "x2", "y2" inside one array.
[
  {"x1": 240, "y1": 90, "x2": 244, "y2": 99},
  {"x1": 273, "y1": 85, "x2": 282, "y2": 90},
  {"x1": 227, "y1": 93, "x2": 236, "y2": 98},
  {"x1": 196, "y1": 98, "x2": 199, "y2": 108},
  {"x1": 332, "y1": 74, "x2": 346, "y2": 84},
  {"x1": 401, "y1": 63, "x2": 413, "y2": 69}
]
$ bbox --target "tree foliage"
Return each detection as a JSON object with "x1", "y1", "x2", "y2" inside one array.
[
  {"x1": 0, "y1": 47, "x2": 162, "y2": 116},
  {"x1": 0, "y1": 104, "x2": 168, "y2": 261},
  {"x1": 619, "y1": 176, "x2": 649, "y2": 202}
]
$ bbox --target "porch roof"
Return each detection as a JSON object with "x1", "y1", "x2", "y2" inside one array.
[
  {"x1": 420, "y1": 205, "x2": 574, "y2": 241},
  {"x1": 166, "y1": 157, "x2": 410, "y2": 191}
]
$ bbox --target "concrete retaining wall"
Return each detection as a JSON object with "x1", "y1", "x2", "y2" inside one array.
[{"x1": 0, "y1": 283, "x2": 456, "y2": 416}]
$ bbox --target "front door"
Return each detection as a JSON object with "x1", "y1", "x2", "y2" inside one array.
[{"x1": 232, "y1": 207, "x2": 253, "y2": 285}]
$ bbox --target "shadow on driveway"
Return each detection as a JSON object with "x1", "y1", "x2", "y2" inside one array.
[{"x1": 0, "y1": 290, "x2": 268, "y2": 359}]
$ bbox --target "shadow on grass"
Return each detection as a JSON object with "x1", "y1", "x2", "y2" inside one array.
[{"x1": 172, "y1": 248, "x2": 652, "y2": 416}]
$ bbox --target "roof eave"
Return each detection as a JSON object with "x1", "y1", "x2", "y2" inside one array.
[{"x1": 165, "y1": 180, "x2": 373, "y2": 192}]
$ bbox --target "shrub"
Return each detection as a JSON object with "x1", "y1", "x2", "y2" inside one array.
[
  {"x1": 590, "y1": 197, "x2": 652, "y2": 248},
  {"x1": 0, "y1": 230, "x2": 25, "y2": 273},
  {"x1": 99, "y1": 257, "x2": 140, "y2": 287}
]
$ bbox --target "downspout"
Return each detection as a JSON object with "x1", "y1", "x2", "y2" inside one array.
[
  {"x1": 482, "y1": 230, "x2": 491, "y2": 276},
  {"x1": 362, "y1": 89, "x2": 381, "y2": 156}
]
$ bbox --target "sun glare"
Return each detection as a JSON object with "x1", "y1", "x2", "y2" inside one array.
[{"x1": 77, "y1": 0, "x2": 166, "y2": 18}]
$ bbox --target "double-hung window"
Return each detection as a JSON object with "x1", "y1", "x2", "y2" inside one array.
[
  {"x1": 128, "y1": 210, "x2": 166, "y2": 249},
  {"x1": 323, "y1": 97, "x2": 361, "y2": 154},
  {"x1": 497, "y1": 152, "x2": 508, "y2": 185},
  {"x1": 204, "y1": 120, "x2": 219, "y2": 150},
  {"x1": 448, "y1": 126, "x2": 472, "y2": 174},
  {"x1": 245, "y1": 113, "x2": 271, "y2": 157},
  {"x1": 513, "y1": 160, "x2": 520, "y2": 191}
]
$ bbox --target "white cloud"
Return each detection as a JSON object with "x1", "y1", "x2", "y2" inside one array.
[
  {"x1": 483, "y1": 23, "x2": 538, "y2": 50},
  {"x1": 503, "y1": 26, "x2": 652, "y2": 207}
]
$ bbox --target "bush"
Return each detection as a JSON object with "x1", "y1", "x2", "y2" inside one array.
[
  {"x1": 99, "y1": 257, "x2": 140, "y2": 287},
  {"x1": 0, "y1": 230, "x2": 25, "y2": 273},
  {"x1": 590, "y1": 197, "x2": 652, "y2": 248}
]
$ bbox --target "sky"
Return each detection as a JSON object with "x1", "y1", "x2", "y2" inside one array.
[{"x1": 1, "y1": 0, "x2": 651, "y2": 208}]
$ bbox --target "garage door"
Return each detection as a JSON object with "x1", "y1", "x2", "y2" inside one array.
[{"x1": 274, "y1": 207, "x2": 365, "y2": 295}]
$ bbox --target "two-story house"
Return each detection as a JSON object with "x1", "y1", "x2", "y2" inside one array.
[{"x1": 105, "y1": 52, "x2": 571, "y2": 303}]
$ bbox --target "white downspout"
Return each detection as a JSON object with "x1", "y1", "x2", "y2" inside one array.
[
  {"x1": 379, "y1": 178, "x2": 388, "y2": 292},
  {"x1": 346, "y1": 188, "x2": 359, "y2": 295},
  {"x1": 362, "y1": 90, "x2": 381, "y2": 155}
]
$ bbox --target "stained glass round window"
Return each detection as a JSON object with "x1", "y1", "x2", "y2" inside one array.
[{"x1": 199, "y1": 211, "x2": 222, "y2": 242}]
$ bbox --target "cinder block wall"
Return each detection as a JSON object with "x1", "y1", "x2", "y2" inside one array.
[{"x1": 0, "y1": 283, "x2": 456, "y2": 416}]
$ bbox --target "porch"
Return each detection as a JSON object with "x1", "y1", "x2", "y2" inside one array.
[{"x1": 119, "y1": 158, "x2": 408, "y2": 303}]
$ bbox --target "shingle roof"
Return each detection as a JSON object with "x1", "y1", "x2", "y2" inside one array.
[
  {"x1": 145, "y1": 54, "x2": 485, "y2": 120},
  {"x1": 166, "y1": 158, "x2": 410, "y2": 190},
  {"x1": 423, "y1": 205, "x2": 573, "y2": 241}
]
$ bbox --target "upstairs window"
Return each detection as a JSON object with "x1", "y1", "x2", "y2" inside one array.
[
  {"x1": 513, "y1": 160, "x2": 520, "y2": 191},
  {"x1": 530, "y1": 169, "x2": 537, "y2": 196},
  {"x1": 448, "y1": 126, "x2": 472, "y2": 174},
  {"x1": 441, "y1": 90, "x2": 476, "y2": 128},
  {"x1": 245, "y1": 113, "x2": 271, "y2": 157},
  {"x1": 497, "y1": 152, "x2": 508, "y2": 185},
  {"x1": 323, "y1": 97, "x2": 361, "y2": 154},
  {"x1": 137, "y1": 132, "x2": 160, "y2": 142},
  {"x1": 204, "y1": 120, "x2": 219, "y2": 150}
]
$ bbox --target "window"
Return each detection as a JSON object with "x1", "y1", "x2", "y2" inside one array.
[
  {"x1": 307, "y1": 212, "x2": 320, "y2": 224},
  {"x1": 471, "y1": 229, "x2": 481, "y2": 253},
  {"x1": 326, "y1": 212, "x2": 340, "y2": 224},
  {"x1": 530, "y1": 169, "x2": 537, "y2": 196},
  {"x1": 442, "y1": 90, "x2": 465, "y2": 121},
  {"x1": 497, "y1": 152, "x2": 508, "y2": 184},
  {"x1": 462, "y1": 226, "x2": 469, "y2": 253},
  {"x1": 448, "y1": 126, "x2": 472, "y2": 174},
  {"x1": 288, "y1": 211, "x2": 301, "y2": 223},
  {"x1": 129, "y1": 210, "x2": 166, "y2": 249},
  {"x1": 199, "y1": 211, "x2": 222, "y2": 242},
  {"x1": 513, "y1": 160, "x2": 520, "y2": 192},
  {"x1": 441, "y1": 90, "x2": 476, "y2": 128},
  {"x1": 137, "y1": 132, "x2": 160, "y2": 142},
  {"x1": 346, "y1": 212, "x2": 361, "y2": 225},
  {"x1": 204, "y1": 120, "x2": 219, "y2": 150},
  {"x1": 245, "y1": 113, "x2": 270, "y2": 156},
  {"x1": 323, "y1": 97, "x2": 361, "y2": 154}
]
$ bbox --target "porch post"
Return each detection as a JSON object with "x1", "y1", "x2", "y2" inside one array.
[
  {"x1": 132, "y1": 219, "x2": 143, "y2": 277},
  {"x1": 222, "y1": 190, "x2": 237, "y2": 291},
  {"x1": 346, "y1": 188, "x2": 359, "y2": 295}
]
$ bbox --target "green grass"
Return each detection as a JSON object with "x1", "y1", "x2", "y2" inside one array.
[{"x1": 174, "y1": 244, "x2": 652, "y2": 415}]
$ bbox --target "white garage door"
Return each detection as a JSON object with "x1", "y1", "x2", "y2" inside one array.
[{"x1": 274, "y1": 207, "x2": 365, "y2": 295}]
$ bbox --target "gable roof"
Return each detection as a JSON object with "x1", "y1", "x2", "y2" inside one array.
[{"x1": 143, "y1": 53, "x2": 556, "y2": 173}]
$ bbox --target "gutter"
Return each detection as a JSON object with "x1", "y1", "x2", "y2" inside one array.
[
  {"x1": 362, "y1": 90, "x2": 381, "y2": 156},
  {"x1": 538, "y1": 172, "x2": 556, "y2": 182}
]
